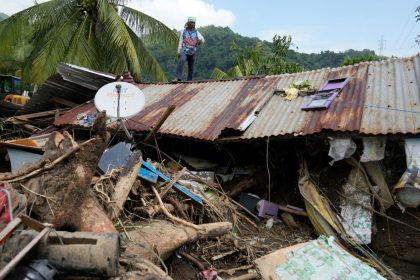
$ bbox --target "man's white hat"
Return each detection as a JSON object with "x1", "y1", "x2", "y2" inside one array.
[{"x1": 187, "y1": 17, "x2": 196, "y2": 23}]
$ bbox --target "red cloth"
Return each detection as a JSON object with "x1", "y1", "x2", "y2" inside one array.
[{"x1": 0, "y1": 188, "x2": 11, "y2": 225}]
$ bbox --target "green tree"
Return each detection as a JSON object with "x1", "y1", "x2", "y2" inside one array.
[
  {"x1": 0, "y1": 0, "x2": 177, "y2": 84},
  {"x1": 341, "y1": 53, "x2": 381, "y2": 66},
  {"x1": 212, "y1": 35, "x2": 303, "y2": 79}
]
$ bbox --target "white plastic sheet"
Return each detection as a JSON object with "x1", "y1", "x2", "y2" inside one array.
[
  {"x1": 328, "y1": 138, "x2": 356, "y2": 165},
  {"x1": 405, "y1": 138, "x2": 420, "y2": 168},
  {"x1": 360, "y1": 137, "x2": 386, "y2": 162}
]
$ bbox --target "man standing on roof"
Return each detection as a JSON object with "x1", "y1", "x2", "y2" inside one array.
[{"x1": 175, "y1": 17, "x2": 205, "y2": 81}]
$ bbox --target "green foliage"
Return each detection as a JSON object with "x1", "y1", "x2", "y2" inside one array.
[
  {"x1": 150, "y1": 26, "x2": 383, "y2": 80},
  {"x1": 0, "y1": 0, "x2": 177, "y2": 84},
  {"x1": 149, "y1": 25, "x2": 264, "y2": 80},
  {"x1": 341, "y1": 53, "x2": 381, "y2": 66},
  {"x1": 212, "y1": 35, "x2": 303, "y2": 78}
]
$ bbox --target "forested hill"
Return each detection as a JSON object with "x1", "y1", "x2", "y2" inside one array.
[
  {"x1": 0, "y1": 13, "x2": 8, "y2": 21},
  {"x1": 149, "y1": 25, "x2": 379, "y2": 80}
]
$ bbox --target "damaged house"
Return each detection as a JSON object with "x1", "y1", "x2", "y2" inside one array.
[{"x1": 0, "y1": 53, "x2": 419, "y2": 279}]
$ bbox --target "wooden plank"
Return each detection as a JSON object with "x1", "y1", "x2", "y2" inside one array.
[
  {"x1": 0, "y1": 227, "x2": 50, "y2": 279},
  {"x1": 141, "y1": 160, "x2": 203, "y2": 205},
  {"x1": 20, "y1": 215, "x2": 46, "y2": 232},
  {"x1": 0, "y1": 217, "x2": 21, "y2": 244},
  {"x1": 138, "y1": 167, "x2": 158, "y2": 184},
  {"x1": 110, "y1": 154, "x2": 142, "y2": 220},
  {"x1": 144, "y1": 105, "x2": 175, "y2": 142},
  {"x1": 7, "y1": 109, "x2": 68, "y2": 122}
]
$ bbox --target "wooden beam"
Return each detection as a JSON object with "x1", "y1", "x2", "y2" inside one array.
[
  {"x1": 8, "y1": 109, "x2": 67, "y2": 121},
  {"x1": 144, "y1": 105, "x2": 175, "y2": 142},
  {"x1": 50, "y1": 97, "x2": 79, "y2": 108}
]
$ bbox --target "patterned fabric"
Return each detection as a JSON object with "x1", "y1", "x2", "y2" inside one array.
[{"x1": 182, "y1": 28, "x2": 199, "y2": 55}]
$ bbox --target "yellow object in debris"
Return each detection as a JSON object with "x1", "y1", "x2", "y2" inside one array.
[
  {"x1": 284, "y1": 87, "x2": 299, "y2": 101},
  {"x1": 4, "y1": 94, "x2": 29, "y2": 106}
]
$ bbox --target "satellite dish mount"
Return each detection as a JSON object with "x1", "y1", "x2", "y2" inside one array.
[{"x1": 95, "y1": 82, "x2": 146, "y2": 142}]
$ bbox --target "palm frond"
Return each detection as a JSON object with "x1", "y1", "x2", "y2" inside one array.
[
  {"x1": 228, "y1": 65, "x2": 244, "y2": 78},
  {"x1": 211, "y1": 67, "x2": 229, "y2": 79},
  {"x1": 65, "y1": 15, "x2": 100, "y2": 70},
  {"x1": 120, "y1": 5, "x2": 177, "y2": 48},
  {"x1": 97, "y1": 0, "x2": 141, "y2": 78},
  {"x1": 126, "y1": 26, "x2": 167, "y2": 82},
  {"x1": 0, "y1": 0, "x2": 75, "y2": 55},
  {"x1": 30, "y1": 9, "x2": 81, "y2": 83}
]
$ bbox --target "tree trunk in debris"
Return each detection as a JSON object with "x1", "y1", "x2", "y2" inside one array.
[
  {"x1": 227, "y1": 179, "x2": 258, "y2": 198},
  {"x1": 6, "y1": 111, "x2": 116, "y2": 232},
  {"x1": 110, "y1": 151, "x2": 142, "y2": 220},
  {"x1": 126, "y1": 220, "x2": 232, "y2": 262},
  {"x1": 118, "y1": 259, "x2": 173, "y2": 280}
]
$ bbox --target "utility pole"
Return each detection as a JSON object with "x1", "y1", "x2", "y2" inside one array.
[{"x1": 378, "y1": 35, "x2": 386, "y2": 56}]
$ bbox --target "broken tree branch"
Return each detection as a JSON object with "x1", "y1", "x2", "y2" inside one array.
[
  {"x1": 211, "y1": 250, "x2": 237, "y2": 261},
  {"x1": 159, "y1": 167, "x2": 186, "y2": 199},
  {"x1": 178, "y1": 251, "x2": 205, "y2": 271},
  {"x1": 227, "y1": 179, "x2": 258, "y2": 198},
  {"x1": 151, "y1": 185, "x2": 201, "y2": 231},
  {"x1": 278, "y1": 205, "x2": 308, "y2": 217},
  {"x1": 126, "y1": 220, "x2": 232, "y2": 262}
]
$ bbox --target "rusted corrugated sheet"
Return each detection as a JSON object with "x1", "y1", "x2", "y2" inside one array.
[
  {"x1": 54, "y1": 54, "x2": 420, "y2": 140},
  {"x1": 55, "y1": 77, "x2": 273, "y2": 141},
  {"x1": 360, "y1": 55, "x2": 420, "y2": 135}
]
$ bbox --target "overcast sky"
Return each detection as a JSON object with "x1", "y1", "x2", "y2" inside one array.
[{"x1": 2, "y1": 0, "x2": 419, "y2": 57}]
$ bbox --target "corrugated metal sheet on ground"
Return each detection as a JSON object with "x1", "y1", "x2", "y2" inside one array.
[
  {"x1": 16, "y1": 64, "x2": 116, "y2": 115},
  {"x1": 54, "y1": 53, "x2": 420, "y2": 140}
]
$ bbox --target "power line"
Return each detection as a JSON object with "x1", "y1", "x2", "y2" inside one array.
[
  {"x1": 397, "y1": 20, "x2": 418, "y2": 52},
  {"x1": 391, "y1": 15, "x2": 412, "y2": 51}
]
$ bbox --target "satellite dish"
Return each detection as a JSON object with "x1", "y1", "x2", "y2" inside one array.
[{"x1": 94, "y1": 82, "x2": 145, "y2": 118}]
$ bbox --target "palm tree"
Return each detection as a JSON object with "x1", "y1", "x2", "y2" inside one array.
[{"x1": 0, "y1": 0, "x2": 177, "y2": 84}]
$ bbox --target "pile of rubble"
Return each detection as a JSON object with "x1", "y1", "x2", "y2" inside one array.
[
  {"x1": 0, "y1": 111, "x2": 311, "y2": 279},
  {"x1": 1, "y1": 60, "x2": 420, "y2": 279},
  {"x1": 0, "y1": 109, "x2": 409, "y2": 280}
]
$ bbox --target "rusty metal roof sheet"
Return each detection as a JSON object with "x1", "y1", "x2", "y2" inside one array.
[
  {"x1": 54, "y1": 53, "x2": 420, "y2": 140},
  {"x1": 360, "y1": 55, "x2": 420, "y2": 135}
]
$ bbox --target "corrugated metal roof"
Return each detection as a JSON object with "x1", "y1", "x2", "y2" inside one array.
[
  {"x1": 16, "y1": 64, "x2": 116, "y2": 115},
  {"x1": 54, "y1": 53, "x2": 420, "y2": 140},
  {"x1": 360, "y1": 54, "x2": 420, "y2": 135}
]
